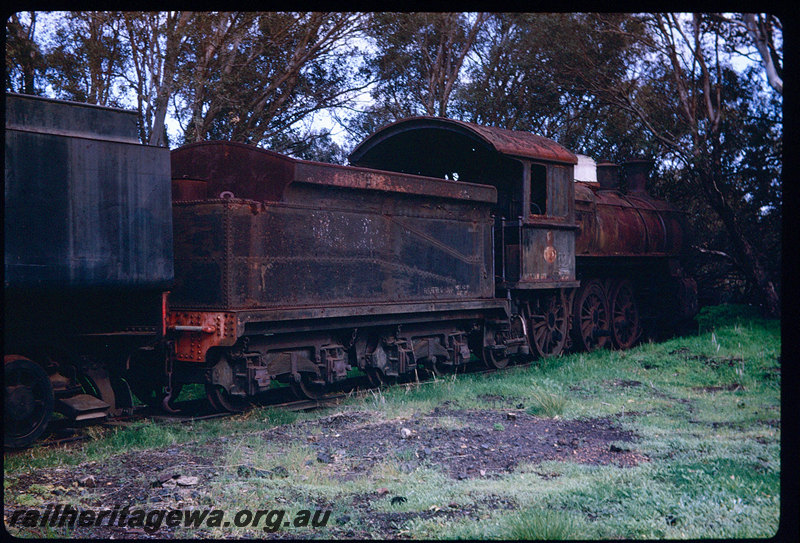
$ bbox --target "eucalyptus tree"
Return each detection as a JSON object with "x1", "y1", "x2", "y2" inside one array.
[
  {"x1": 452, "y1": 13, "x2": 653, "y2": 159},
  {"x1": 173, "y1": 12, "x2": 369, "y2": 151},
  {"x1": 122, "y1": 12, "x2": 192, "y2": 146},
  {"x1": 582, "y1": 13, "x2": 781, "y2": 315},
  {"x1": 42, "y1": 11, "x2": 130, "y2": 107},
  {"x1": 345, "y1": 12, "x2": 487, "y2": 142},
  {"x1": 6, "y1": 12, "x2": 45, "y2": 95}
]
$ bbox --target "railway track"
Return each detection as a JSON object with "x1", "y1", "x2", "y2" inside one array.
[{"x1": 7, "y1": 359, "x2": 532, "y2": 453}]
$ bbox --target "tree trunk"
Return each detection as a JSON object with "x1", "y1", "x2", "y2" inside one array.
[
  {"x1": 148, "y1": 12, "x2": 192, "y2": 147},
  {"x1": 700, "y1": 171, "x2": 780, "y2": 317}
]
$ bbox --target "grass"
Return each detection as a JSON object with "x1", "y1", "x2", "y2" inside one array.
[
  {"x1": 4, "y1": 304, "x2": 781, "y2": 539},
  {"x1": 525, "y1": 383, "x2": 568, "y2": 417}
]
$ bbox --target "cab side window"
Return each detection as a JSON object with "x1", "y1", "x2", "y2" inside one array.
[{"x1": 530, "y1": 164, "x2": 547, "y2": 216}]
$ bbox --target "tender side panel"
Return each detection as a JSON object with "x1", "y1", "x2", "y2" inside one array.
[
  {"x1": 5, "y1": 102, "x2": 173, "y2": 289},
  {"x1": 171, "y1": 193, "x2": 494, "y2": 311}
]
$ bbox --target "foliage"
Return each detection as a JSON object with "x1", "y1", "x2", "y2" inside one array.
[
  {"x1": 344, "y1": 12, "x2": 486, "y2": 143},
  {"x1": 453, "y1": 13, "x2": 654, "y2": 160},
  {"x1": 4, "y1": 12, "x2": 782, "y2": 308},
  {"x1": 5, "y1": 12, "x2": 46, "y2": 95},
  {"x1": 173, "y1": 12, "x2": 368, "y2": 152},
  {"x1": 42, "y1": 12, "x2": 131, "y2": 107},
  {"x1": 5, "y1": 12, "x2": 368, "y2": 155},
  {"x1": 696, "y1": 303, "x2": 766, "y2": 332},
  {"x1": 608, "y1": 14, "x2": 781, "y2": 315}
]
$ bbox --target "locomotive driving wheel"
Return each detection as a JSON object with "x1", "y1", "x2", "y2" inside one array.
[
  {"x1": 525, "y1": 291, "x2": 570, "y2": 358},
  {"x1": 609, "y1": 279, "x2": 641, "y2": 349},
  {"x1": 4, "y1": 355, "x2": 54, "y2": 448},
  {"x1": 572, "y1": 280, "x2": 611, "y2": 352}
]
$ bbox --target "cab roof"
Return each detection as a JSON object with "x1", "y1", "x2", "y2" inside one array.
[{"x1": 349, "y1": 116, "x2": 577, "y2": 167}]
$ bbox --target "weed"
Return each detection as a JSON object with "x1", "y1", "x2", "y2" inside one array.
[
  {"x1": 526, "y1": 387, "x2": 567, "y2": 417},
  {"x1": 505, "y1": 508, "x2": 582, "y2": 540}
]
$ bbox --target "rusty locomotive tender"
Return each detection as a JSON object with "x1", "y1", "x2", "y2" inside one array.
[{"x1": 4, "y1": 93, "x2": 697, "y2": 447}]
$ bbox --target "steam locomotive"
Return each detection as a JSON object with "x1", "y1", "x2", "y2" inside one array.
[{"x1": 4, "y1": 93, "x2": 697, "y2": 447}]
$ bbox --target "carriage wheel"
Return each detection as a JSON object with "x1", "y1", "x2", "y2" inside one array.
[
  {"x1": 572, "y1": 280, "x2": 611, "y2": 352},
  {"x1": 290, "y1": 373, "x2": 327, "y2": 401},
  {"x1": 609, "y1": 279, "x2": 641, "y2": 349},
  {"x1": 525, "y1": 292, "x2": 569, "y2": 358},
  {"x1": 4, "y1": 355, "x2": 54, "y2": 448}
]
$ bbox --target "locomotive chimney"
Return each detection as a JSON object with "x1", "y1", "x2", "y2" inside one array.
[
  {"x1": 595, "y1": 162, "x2": 620, "y2": 191},
  {"x1": 623, "y1": 159, "x2": 654, "y2": 195}
]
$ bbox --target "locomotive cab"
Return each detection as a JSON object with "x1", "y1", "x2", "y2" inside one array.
[{"x1": 349, "y1": 117, "x2": 579, "y2": 291}]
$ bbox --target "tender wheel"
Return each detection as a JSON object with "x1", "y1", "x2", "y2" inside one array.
[
  {"x1": 365, "y1": 367, "x2": 397, "y2": 387},
  {"x1": 205, "y1": 384, "x2": 249, "y2": 413},
  {"x1": 482, "y1": 323, "x2": 510, "y2": 369},
  {"x1": 525, "y1": 292, "x2": 569, "y2": 358},
  {"x1": 126, "y1": 350, "x2": 171, "y2": 408},
  {"x1": 290, "y1": 373, "x2": 327, "y2": 401},
  {"x1": 483, "y1": 347, "x2": 509, "y2": 369},
  {"x1": 4, "y1": 355, "x2": 54, "y2": 448},
  {"x1": 572, "y1": 280, "x2": 611, "y2": 352},
  {"x1": 609, "y1": 279, "x2": 641, "y2": 349}
]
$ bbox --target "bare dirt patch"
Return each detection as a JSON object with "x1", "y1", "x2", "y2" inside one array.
[{"x1": 296, "y1": 408, "x2": 647, "y2": 481}]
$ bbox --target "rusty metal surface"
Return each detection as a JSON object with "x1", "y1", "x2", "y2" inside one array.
[
  {"x1": 233, "y1": 299, "x2": 509, "y2": 328},
  {"x1": 521, "y1": 228, "x2": 576, "y2": 283},
  {"x1": 172, "y1": 179, "x2": 208, "y2": 201},
  {"x1": 350, "y1": 117, "x2": 577, "y2": 165},
  {"x1": 171, "y1": 141, "x2": 497, "y2": 205},
  {"x1": 574, "y1": 180, "x2": 684, "y2": 257},
  {"x1": 499, "y1": 223, "x2": 576, "y2": 286},
  {"x1": 294, "y1": 161, "x2": 497, "y2": 203},
  {"x1": 169, "y1": 178, "x2": 495, "y2": 315},
  {"x1": 168, "y1": 311, "x2": 237, "y2": 363},
  {"x1": 623, "y1": 160, "x2": 653, "y2": 195},
  {"x1": 171, "y1": 141, "x2": 294, "y2": 202},
  {"x1": 596, "y1": 162, "x2": 621, "y2": 191}
]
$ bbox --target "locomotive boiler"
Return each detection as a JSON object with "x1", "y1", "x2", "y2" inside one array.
[{"x1": 4, "y1": 96, "x2": 697, "y2": 447}]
